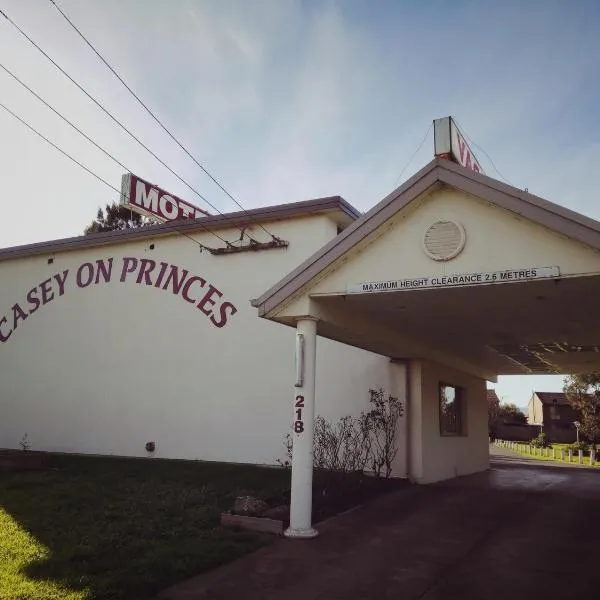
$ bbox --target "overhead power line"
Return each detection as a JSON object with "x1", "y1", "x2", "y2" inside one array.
[
  {"x1": 393, "y1": 122, "x2": 433, "y2": 188},
  {"x1": 453, "y1": 118, "x2": 516, "y2": 188},
  {"x1": 49, "y1": 0, "x2": 280, "y2": 242},
  {"x1": 0, "y1": 61, "x2": 130, "y2": 172},
  {"x1": 0, "y1": 99, "x2": 232, "y2": 250},
  {"x1": 0, "y1": 7, "x2": 259, "y2": 246},
  {"x1": 0, "y1": 60, "x2": 270, "y2": 251}
]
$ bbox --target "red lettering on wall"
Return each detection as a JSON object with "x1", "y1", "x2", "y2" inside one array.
[
  {"x1": 27, "y1": 287, "x2": 41, "y2": 315},
  {"x1": 54, "y1": 269, "x2": 69, "y2": 295},
  {"x1": 154, "y1": 261, "x2": 169, "y2": 288},
  {"x1": 120, "y1": 257, "x2": 138, "y2": 282},
  {"x1": 95, "y1": 260, "x2": 113, "y2": 285},
  {"x1": 0, "y1": 316, "x2": 12, "y2": 342},
  {"x1": 0, "y1": 256, "x2": 238, "y2": 344},
  {"x1": 182, "y1": 276, "x2": 206, "y2": 304},
  {"x1": 136, "y1": 259, "x2": 156, "y2": 285},
  {"x1": 12, "y1": 303, "x2": 28, "y2": 329},
  {"x1": 197, "y1": 284, "x2": 222, "y2": 316},
  {"x1": 210, "y1": 302, "x2": 237, "y2": 328},
  {"x1": 162, "y1": 265, "x2": 189, "y2": 295},
  {"x1": 76, "y1": 263, "x2": 95, "y2": 288},
  {"x1": 40, "y1": 278, "x2": 54, "y2": 305}
]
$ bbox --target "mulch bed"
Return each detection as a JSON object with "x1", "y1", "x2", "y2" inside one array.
[{"x1": 263, "y1": 469, "x2": 409, "y2": 526}]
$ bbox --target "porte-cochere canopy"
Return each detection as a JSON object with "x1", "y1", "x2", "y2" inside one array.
[{"x1": 253, "y1": 158, "x2": 600, "y2": 382}]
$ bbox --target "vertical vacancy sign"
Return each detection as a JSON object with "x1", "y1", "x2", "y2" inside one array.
[
  {"x1": 120, "y1": 173, "x2": 210, "y2": 222},
  {"x1": 433, "y1": 117, "x2": 484, "y2": 174}
]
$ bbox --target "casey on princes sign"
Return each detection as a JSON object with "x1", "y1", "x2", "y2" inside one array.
[
  {"x1": 347, "y1": 266, "x2": 560, "y2": 294},
  {"x1": 120, "y1": 173, "x2": 209, "y2": 222},
  {"x1": 0, "y1": 256, "x2": 237, "y2": 343}
]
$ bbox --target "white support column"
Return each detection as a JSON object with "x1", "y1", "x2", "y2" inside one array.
[{"x1": 285, "y1": 317, "x2": 318, "y2": 539}]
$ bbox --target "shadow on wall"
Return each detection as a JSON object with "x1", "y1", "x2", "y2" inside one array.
[{"x1": 0, "y1": 453, "x2": 290, "y2": 600}]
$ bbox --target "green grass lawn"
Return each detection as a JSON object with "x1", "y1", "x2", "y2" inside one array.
[
  {"x1": 0, "y1": 453, "x2": 290, "y2": 600},
  {"x1": 504, "y1": 443, "x2": 600, "y2": 467}
]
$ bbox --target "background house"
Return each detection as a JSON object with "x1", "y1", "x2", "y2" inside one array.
[{"x1": 528, "y1": 392, "x2": 580, "y2": 443}]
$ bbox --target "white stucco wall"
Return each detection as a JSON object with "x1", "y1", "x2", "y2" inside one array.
[
  {"x1": 306, "y1": 186, "x2": 600, "y2": 297},
  {"x1": 528, "y1": 394, "x2": 543, "y2": 425},
  {"x1": 0, "y1": 214, "x2": 392, "y2": 465},
  {"x1": 410, "y1": 360, "x2": 489, "y2": 483}
]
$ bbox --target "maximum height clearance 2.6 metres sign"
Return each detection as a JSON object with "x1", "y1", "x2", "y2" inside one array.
[{"x1": 347, "y1": 266, "x2": 560, "y2": 294}]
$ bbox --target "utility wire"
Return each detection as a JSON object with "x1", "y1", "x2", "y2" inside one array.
[
  {"x1": 0, "y1": 100, "x2": 232, "y2": 250},
  {"x1": 393, "y1": 122, "x2": 433, "y2": 188},
  {"x1": 0, "y1": 7, "x2": 256, "y2": 246},
  {"x1": 0, "y1": 63, "x2": 268, "y2": 251},
  {"x1": 0, "y1": 61, "x2": 131, "y2": 172},
  {"x1": 49, "y1": 0, "x2": 280, "y2": 242},
  {"x1": 453, "y1": 118, "x2": 516, "y2": 187}
]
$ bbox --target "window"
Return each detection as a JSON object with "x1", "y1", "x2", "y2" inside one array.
[{"x1": 439, "y1": 383, "x2": 465, "y2": 436}]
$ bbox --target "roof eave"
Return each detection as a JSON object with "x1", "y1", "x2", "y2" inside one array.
[
  {"x1": 252, "y1": 159, "x2": 600, "y2": 317},
  {"x1": 0, "y1": 195, "x2": 361, "y2": 263},
  {"x1": 251, "y1": 159, "x2": 443, "y2": 314}
]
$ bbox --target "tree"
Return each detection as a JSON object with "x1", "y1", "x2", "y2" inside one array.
[
  {"x1": 488, "y1": 390, "x2": 501, "y2": 438},
  {"x1": 489, "y1": 391, "x2": 526, "y2": 438},
  {"x1": 564, "y1": 373, "x2": 600, "y2": 445},
  {"x1": 84, "y1": 203, "x2": 154, "y2": 235},
  {"x1": 498, "y1": 403, "x2": 527, "y2": 425}
]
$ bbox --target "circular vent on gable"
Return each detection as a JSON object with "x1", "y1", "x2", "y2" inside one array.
[{"x1": 423, "y1": 220, "x2": 465, "y2": 261}]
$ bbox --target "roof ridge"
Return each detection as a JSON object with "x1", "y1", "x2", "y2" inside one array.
[{"x1": 253, "y1": 158, "x2": 600, "y2": 316}]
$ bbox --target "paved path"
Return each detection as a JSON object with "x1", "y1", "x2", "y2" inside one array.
[{"x1": 156, "y1": 450, "x2": 600, "y2": 600}]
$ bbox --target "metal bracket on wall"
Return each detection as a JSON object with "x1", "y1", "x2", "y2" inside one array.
[{"x1": 209, "y1": 238, "x2": 289, "y2": 256}]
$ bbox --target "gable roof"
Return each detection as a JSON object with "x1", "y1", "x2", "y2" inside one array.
[
  {"x1": 252, "y1": 158, "x2": 600, "y2": 316},
  {"x1": 535, "y1": 392, "x2": 583, "y2": 406},
  {"x1": 0, "y1": 196, "x2": 361, "y2": 263}
]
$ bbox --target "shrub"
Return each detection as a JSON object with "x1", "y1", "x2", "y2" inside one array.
[
  {"x1": 569, "y1": 441, "x2": 588, "y2": 453},
  {"x1": 530, "y1": 432, "x2": 550, "y2": 448},
  {"x1": 365, "y1": 387, "x2": 404, "y2": 478},
  {"x1": 278, "y1": 386, "x2": 404, "y2": 478}
]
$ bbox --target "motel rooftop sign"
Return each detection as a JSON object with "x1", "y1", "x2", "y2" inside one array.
[
  {"x1": 347, "y1": 266, "x2": 560, "y2": 294},
  {"x1": 120, "y1": 173, "x2": 209, "y2": 222},
  {"x1": 434, "y1": 116, "x2": 484, "y2": 174}
]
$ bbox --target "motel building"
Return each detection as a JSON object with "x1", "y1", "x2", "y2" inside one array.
[{"x1": 3, "y1": 117, "x2": 600, "y2": 538}]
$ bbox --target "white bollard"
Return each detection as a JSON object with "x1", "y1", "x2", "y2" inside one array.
[
  {"x1": 578, "y1": 450, "x2": 583, "y2": 464},
  {"x1": 552, "y1": 448, "x2": 556, "y2": 460},
  {"x1": 568, "y1": 449, "x2": 573, "y2": 462},
  {"x1": 591, "y1": 448, "x2": 596, "y2": 465},
  {"x1": 561, "y1": 448, "x2": 565, "y2": 461}
]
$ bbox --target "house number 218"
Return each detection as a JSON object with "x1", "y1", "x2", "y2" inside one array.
[{"x1": 294, "y1": 395, "x2": 305, "y2": 433}]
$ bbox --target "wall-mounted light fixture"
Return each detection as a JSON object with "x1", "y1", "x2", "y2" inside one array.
[{"x1": 294, "y1": 332, "x2": 304, "y2": 388}]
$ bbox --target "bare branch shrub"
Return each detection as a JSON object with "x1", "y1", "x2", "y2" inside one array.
[
  {"x1": 365, "y1": 387, "x2": 404, "y2": 478},
  {"x1": 277, "y1": 386, "x2": 403, "y2": 478}
]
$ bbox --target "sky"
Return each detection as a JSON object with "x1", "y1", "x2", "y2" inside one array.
[{"x1": 1, "y1": 0, "x2": 599, "y2": 406}]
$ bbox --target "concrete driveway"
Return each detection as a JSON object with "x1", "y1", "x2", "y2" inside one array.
[{"x1": 157, "y1": 448, "x2": 600, "y2": 600}]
